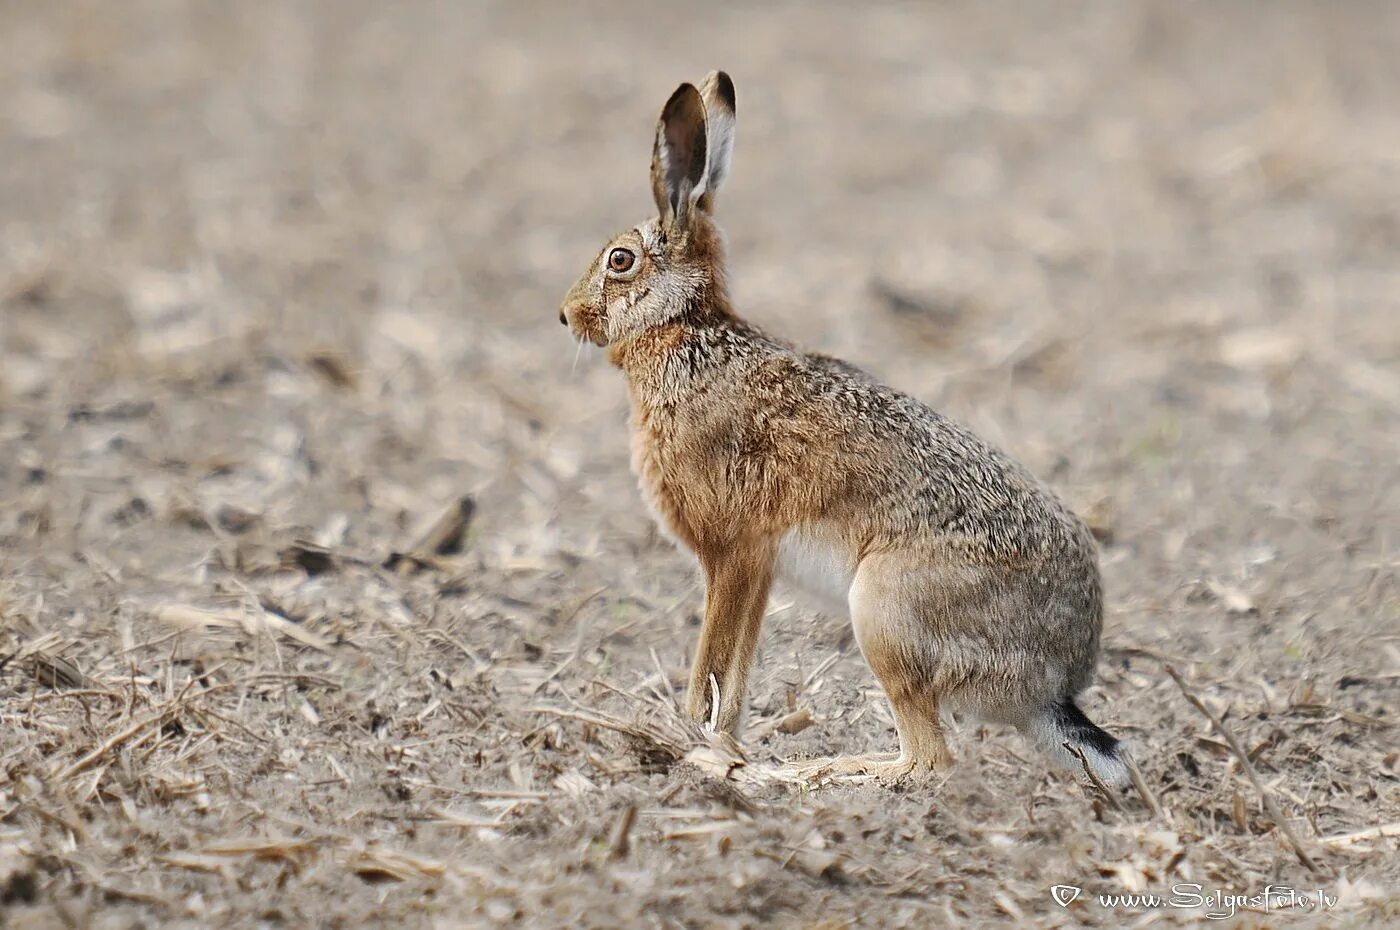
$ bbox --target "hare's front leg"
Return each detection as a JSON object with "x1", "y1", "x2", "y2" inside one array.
[{"x1": 685, "y1": 540, "x2": 777, "y2": 733}]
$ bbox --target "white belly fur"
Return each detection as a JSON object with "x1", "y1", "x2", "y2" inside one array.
[{"x1": 775, "y1": 526, "x2": 857, "y2": 616}]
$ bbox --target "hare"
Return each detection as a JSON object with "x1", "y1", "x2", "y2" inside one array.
[{"x1": 559, "y1": 72, "x2": 1128, "y2": 787}]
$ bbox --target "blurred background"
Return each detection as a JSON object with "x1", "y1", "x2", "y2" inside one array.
[
  {"x1": 3, "y1": 3, "x2": 1397, "y2": 565},
  {"x1": 1, "y1": 2, "x2": 1398, "y2": 925}
]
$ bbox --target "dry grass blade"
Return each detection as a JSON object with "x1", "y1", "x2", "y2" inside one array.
[
  {"x1": 13, "y1": 803, "x2": 90, "y2": 843},
  {"x1": 384, "y1": 497, "x2": 478, "y2": 574},
  {"x1": 156, "y1": 853, "x2": 234, "y2": 876},
  {"x1": 347, "y1": 846, "x2": 448, "y2": 882},
  {"x1": 747, "y1": 707, "x2": 815, "y2": 741},
  {"x1": 202, "y1": 837, "x2": 318, "y2": 864},
  {"x1": 429, "y1": 808, "x2": 508, "y2": 830},
  {"x1": 1122, "y1": 751, "x2": 1165, "y2": 821},
  {"x1": 528, "y1": 704, "x2": 690, "y2": 763},
  {"x1": 155, "y1": 604, "x2": 331, "y2": 652},
  {"x1": 607, "y1": 804, "x2": 637, "y2": 859},
  {"x1": 1064, "y1": 741, "x2": 1124, "y2": 811},
  {"x1": 411, "y1": 496, "x2": 477, "y2": 556},
  {"x1": 1318, "y1": 822, "x2": 1400, "y2": 848},
  {"x1": 530, "y1": 586, "x2": 608, "y2": 695},
  {"x1": 2, "y1": 635, "x2": 90, "y2": 690},
  {"x1": 305, "y1": 349, "x2": 358, "y2": 389},
  {"x1": 21, "y1": 653, "x2": 90, "y2": 690},
  {"x1": 1167, "y1": 666, "x2": 1320, "y2": 873},
  {"x1": 52, "y1": 705, "x2": 182, "y2": 782}
]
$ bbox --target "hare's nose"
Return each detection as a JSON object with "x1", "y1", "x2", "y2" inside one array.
[{"x1": 558, "y1": 310, "x2": 567, "y2": 325}]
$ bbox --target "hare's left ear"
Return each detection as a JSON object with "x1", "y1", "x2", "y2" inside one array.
[
  {"x1": 695, "y1": 71, "x2": 735, "y2": 214},
  {"x1": 651, "y1": 83, "x2": 708, "y2": 232}
]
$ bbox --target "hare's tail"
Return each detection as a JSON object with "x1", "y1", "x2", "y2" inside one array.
[{"x1": 1028, "y1": 698, "x2": 1129, "y2": 788}]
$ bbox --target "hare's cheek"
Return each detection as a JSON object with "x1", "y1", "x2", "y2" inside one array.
[
  {"x1": 583, "y1": 307, "x2": 611, "y2": 345},
  {"x1": 603, "y1": 292, "x2": 634, "y2": 338},
  {"x1": 606, "y1": 291, "x2": 633, "y2": 315}
]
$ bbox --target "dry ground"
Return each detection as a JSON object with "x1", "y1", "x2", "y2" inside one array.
[{"x1": 2, "y1": 1, "x2": 1398, "y2": 927}]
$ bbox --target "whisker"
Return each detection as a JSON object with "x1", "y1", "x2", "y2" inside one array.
[{"x1": 571, "y1": 335, "x2": 584, "y2": 375}]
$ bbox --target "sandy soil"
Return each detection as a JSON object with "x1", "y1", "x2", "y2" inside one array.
[{"x1": 1, "y1": 1, "x2": 1398, "y2": 927}]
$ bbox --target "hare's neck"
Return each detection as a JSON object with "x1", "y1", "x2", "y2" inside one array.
[{"x1": 611, "y1": 320, "x2": 742, "y2": 413}]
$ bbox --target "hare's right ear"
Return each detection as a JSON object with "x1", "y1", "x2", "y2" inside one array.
[
  {"x1": 695, "y1": 71, "x2": 735, "y2": 214},
  {"x1": 651, "y1": 83, "x2": 708, "y2": 232}
]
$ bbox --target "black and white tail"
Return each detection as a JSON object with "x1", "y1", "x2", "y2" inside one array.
[{"x1": 1030, "y1": 698, "x2": 1129, "y2": 788}]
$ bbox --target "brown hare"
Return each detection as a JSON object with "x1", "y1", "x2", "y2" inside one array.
[{"x1": 559, "y1": 72, "x2": 1128, "y2": 786}]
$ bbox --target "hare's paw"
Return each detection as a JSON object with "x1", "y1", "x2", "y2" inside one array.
[
  {"x1": 782, "y1": 752, "x2": 910, "y2": 785},
  {"x1": 782, "y1": 748, "x2": 953, "y2": 786}
]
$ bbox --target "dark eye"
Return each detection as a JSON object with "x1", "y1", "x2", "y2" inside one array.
[{"x1": 607, "y1": 248, "x2": 636, "y2": 274}]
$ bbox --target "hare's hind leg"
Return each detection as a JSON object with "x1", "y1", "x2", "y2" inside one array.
[
  {"x1": 791, "y1": 690, "x2": 950, "y2": 783},
  {"x1": 787, "y1": 555, "x2": 953, "y2": 783}
]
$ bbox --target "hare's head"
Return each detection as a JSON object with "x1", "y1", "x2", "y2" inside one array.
[{"x1": 560, "y1": 72, "x2": 737, "y2": 347}]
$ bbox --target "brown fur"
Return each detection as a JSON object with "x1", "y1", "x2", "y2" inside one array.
[{"x1": 559, "y1": 72, "x2": 1128, "y2": 785}]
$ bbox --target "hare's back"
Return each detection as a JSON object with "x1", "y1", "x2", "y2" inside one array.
[{"x1": 795, "y1": 354, "x2": 1095, "y2": 567}]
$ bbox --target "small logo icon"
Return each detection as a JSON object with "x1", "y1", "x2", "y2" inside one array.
[{"x1": 1051, "y1": 885, "x2": 1083, "y2": 908}]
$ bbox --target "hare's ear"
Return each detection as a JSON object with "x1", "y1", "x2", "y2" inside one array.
[
  {"x1": 695, "y1": 71, "x2": 735, "y2": 214},
  {"x1": 651, "y1": 83, "x2": 708, "y2": 231}
]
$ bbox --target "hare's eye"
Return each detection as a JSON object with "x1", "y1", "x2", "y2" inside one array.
[{"x1": 607, "y1": 248, "x2": 636, "y2": 274}]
